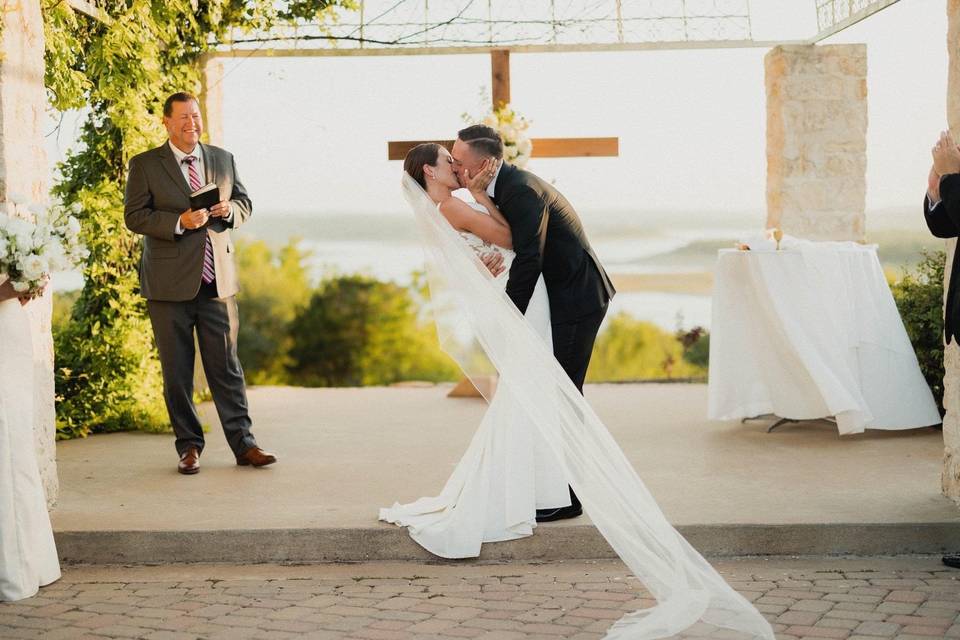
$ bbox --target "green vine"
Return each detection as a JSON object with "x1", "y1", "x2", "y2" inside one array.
[{"x1": 43, "y1": 0, "x2": 356, "y2": 439}]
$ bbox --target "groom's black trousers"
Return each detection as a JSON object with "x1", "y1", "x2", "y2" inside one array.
[
  {"x1": 551, "y1": 304, "x2": 608, "y2": 394},
  {"x1": 550, "y1": 303, "x2": 607, "y2": 509}
]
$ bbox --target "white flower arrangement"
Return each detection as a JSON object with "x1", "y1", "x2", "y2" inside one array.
[
  {"x1": 0, "y1": 194, "x2": 88, "y2": 294},
  {"x1": 465, "y1": 103, "x2": 533, "y2": 169}
]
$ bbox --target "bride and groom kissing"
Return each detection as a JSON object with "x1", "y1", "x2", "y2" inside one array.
[
  {"x1": 381, "y1": 124, "x2": 616, "y2": 555},
  {"x1": 113, "y1": 93, "x2": 772, "y2": 637},
  {"x1": 390, "y1": 127, "x2": 775, "y2": 638}
]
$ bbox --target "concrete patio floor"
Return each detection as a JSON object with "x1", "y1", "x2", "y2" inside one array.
[{"x1": 50, "y1": 384, "x2": 960, "y2": 563}]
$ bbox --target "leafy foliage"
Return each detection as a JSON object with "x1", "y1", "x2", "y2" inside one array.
[
  {"x1": 287, "y1": 274, "x2": 460, "y2": 386},
  {"x1": 43, "y1": 0, "x2": 355, "y2": 438},
  {"x1": 587, "y1": 312, "x2": 707, "y2": 382},
  {"x1": 891, "y1": 249, "x2": 947, "y2": 417},
  {"x1": 234, "y1": 238, "x2": 312, "y2": 384}
]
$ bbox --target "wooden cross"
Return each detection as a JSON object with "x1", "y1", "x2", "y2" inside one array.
[
  {"x1": 387, "y1": 50, "x2": 619, "y2": 161},
  {"x1": 388, "y1": 50, "x2": 619, "y2": 398}
]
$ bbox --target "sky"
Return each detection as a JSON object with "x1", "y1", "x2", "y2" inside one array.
[{"x1": 44, "y1": 0, "x2": 948, "y2": 221}]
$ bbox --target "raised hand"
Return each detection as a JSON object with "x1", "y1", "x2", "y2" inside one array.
[
  {"x1": 929, "y1": 164, "x2": 942, "y2": 203},
  {"x1": 932, "y1": 130, "x2": 960, "y2": 176}
]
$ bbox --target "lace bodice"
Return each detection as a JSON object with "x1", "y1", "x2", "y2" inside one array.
[{"x1": 441, "y1": 198, "x2": 513, "y2": 262}]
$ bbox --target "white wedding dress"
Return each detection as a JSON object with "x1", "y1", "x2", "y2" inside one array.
[
  {"x1": 400, "y1": 174, "x2": 774, "y2": 639},
  {"x1": 379, "y1": 199, "x2": 571, "y2": 558},
  {"x1": 0, "y1": 295, "x2": 60, "y2": 601}
]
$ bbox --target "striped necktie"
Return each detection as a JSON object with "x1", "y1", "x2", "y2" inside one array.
[{"x1": 181, "y1": 155, "x2": 216, "y2": 285}]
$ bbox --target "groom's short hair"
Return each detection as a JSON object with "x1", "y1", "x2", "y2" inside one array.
[
  {"x1": 163, "y1": 92, "x2": 199, "y2": 117},
  {"x1": 458, "y1": 124, "x2": 504, "y2": 160}
]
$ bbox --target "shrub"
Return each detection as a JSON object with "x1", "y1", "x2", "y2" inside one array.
[
  {"x1": 587, "y1": 312, "x2": 707, "y2": 382},
  {"x1": 286, "y1": 274, "x2": 459, "y2": 386},
  {"x1": 891, "y1": 249, "x2": 946, "y2": 417}
]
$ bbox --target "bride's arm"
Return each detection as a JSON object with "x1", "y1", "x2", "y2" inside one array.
[
  {"x1": 438, "y1": 197, "x2": 513, "y2": 249},
  {"x1": 470, "y1": 191, "x2": 511, "y2": 230}
]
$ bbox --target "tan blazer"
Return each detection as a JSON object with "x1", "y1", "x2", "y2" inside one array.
[{"x1": 124, "y1": 142, "x2": 252, "y2": 301}]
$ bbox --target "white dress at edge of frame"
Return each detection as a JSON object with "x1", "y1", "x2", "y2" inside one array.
[{"x1": 0, "y1": 291, "x2": 60, "y2": 601}]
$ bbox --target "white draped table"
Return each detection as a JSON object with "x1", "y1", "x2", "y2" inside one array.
[{"x1": 707, "y1": 242, "x2": 941, "y2": 435}]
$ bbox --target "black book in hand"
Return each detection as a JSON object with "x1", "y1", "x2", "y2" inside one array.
[{"x1": 189, "y1": 183, "x2": 220, "y2": 212}]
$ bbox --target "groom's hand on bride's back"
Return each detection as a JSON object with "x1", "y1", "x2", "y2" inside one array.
[{"x1": 481, "y1": 252, "x2": 505, "y2": 277}]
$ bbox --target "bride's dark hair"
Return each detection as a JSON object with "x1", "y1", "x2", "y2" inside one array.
[{"x1": 403, "y1": 143, "x2": 442, "y2": 189}]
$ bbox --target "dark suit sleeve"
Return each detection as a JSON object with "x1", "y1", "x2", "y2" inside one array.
[
  {"x1": 226, "y1": 153, "x2": 252, "y2": 230},
  {"x1": 501, "y1": 185, "x2": 547, "y2": 315},
  {"x1": 926, "y1": 174, "x2": 960, "y2": 239},
  {"x1": 123, "y1": 156, "x2": 180, "y2": 242}
]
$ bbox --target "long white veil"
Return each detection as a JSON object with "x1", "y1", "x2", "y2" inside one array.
[{"x1": 402, "y1": 173, "x2": 773, "y2": 640}]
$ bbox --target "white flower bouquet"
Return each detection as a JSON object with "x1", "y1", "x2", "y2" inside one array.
[
  {"x1": 466, "y1": 103, "x2": 533, "y2": 168},
  {"x1": 0, "y1": 195, "x2": 88, "y2": 295}
]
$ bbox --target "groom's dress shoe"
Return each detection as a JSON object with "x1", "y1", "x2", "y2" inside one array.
[
  {"x1": 236, "y1": 447, "x2": 277, "y2": 467},
  {"x1": 537, "y1": 486, "x2": 583, "y2": 522},
  {"x1": 536, "y1": 504, "x2": 583, "y2": 522},
  {"x1": 178, "y1": 448, "x2": 200, "y2": 475}
]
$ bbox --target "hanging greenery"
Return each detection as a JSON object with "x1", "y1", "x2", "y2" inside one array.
[{"x1": 43, "y1": 0, "x2": 355, "y2": 439}]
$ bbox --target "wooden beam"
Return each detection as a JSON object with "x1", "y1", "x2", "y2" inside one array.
[
  {"x1": 207, "y1": 40, "x2": 806, "y2": 61},
  {"x1": 388, "y1": 137, "x2": 619, "y2": 161},
  {"x1": 530, "y1": 137, "x2": 619, "y2": 158},
  {"x1": 491, "y1": 50, "x2": 510, "y2": 109},
  {"x1": 388, "y1": 140, "x2": 454, "y2": 161}
]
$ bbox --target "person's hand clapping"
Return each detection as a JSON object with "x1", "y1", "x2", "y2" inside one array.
[
  {"x1": 933, "y1": 130, "x2": 960, "y2": 176},
  {"x1": 929, "y1": 164, "x2": 942, "y2": 203}
]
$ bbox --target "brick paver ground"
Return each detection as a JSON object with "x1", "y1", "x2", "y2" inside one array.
[{"x1": 0, "y1": 557, "x2": 957, "y2": 639}]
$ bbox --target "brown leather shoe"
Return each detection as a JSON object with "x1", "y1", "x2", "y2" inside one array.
[
  {"x1": 178, "y1": 447, "x2": 200, "y2": 475},
  {"x1": 236, "y1": 447, "x2": 277, "y2": 467}
]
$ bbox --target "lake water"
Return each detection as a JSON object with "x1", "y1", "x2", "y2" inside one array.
[{"x1": 52, "y1": 206, "x2": 930, "y2": 333}]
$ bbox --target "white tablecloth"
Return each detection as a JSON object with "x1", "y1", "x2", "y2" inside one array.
[{"x1": 707, "y1": 242, "x2": 941, "y2": 434}]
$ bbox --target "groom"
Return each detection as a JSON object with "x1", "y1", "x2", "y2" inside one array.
[
  {"x1": 124, "y1": 92, "x2": 276, "y2": 475},
  {"x1": 452, "y1": 125, "x2": 616, "y2": 521}
]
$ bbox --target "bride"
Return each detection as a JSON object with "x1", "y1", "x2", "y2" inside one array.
[
  {"x1": 380, "y1": 143, "x2": 572, "y2": 558},
  {"x1": 0, "y1": 277, "x2": 60, "y2": 601},
  {"x1": 388, "y1": 143, "x2": 775, "y2": 639}
]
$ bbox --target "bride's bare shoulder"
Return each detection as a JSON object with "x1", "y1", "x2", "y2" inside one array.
[{"x1": 438, "y1": 196, "x2": 475, "y2": 221}]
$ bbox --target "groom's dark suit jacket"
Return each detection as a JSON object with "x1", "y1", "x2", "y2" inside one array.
[
  {"x1": 924, "y1": 173, "x2": 960, "y2": 344},
  {"x1": 493, "y1": 162, "x2": 615, "y2": 323}
]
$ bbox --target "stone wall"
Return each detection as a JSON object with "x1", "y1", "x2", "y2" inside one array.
[
  {"x1": 0, "y1": 0, "x2": 58, "y2": 506},
  {"x1": 765, "y1": 44, "x2": 868, "y2": 241},
  {"x1": 942, "y1": 0, "x2": 960, "y2": 504}
]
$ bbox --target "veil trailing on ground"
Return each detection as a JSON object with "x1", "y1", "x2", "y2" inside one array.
[{"x1": 402, "y1": 173, "x2": 773, "y2": 640}]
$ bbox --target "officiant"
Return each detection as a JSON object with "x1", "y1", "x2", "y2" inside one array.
[{"x1": 123, "y1": 91, "x2": 276, "y2": 475}]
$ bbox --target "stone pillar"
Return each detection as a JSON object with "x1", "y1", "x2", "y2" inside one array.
[
  {"x1": 765, "y1": 44, "x2": 868, "y2": 241},
  {"x1": 199, "y1": 56, "x2": 225, "y2": 147},
  {"x1": 0, "y1": 0, "x2": 58, "y2": 506},
  {"x1": 942, "y1": 1, "x2": 960, "y2": 504}
]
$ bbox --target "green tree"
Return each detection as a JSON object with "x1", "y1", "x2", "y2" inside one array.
[
  {"x1": 43, "y1": 0, "x2": 355, "y2": 438},
  {"x1": 587, "y1": 312, "x2": 707, "y2": 382},
  {"x1": 287, "y1": 275, "x2": 459, "y2": 386},
  {"x1": 235, "y1": 238, "x2": 312, "y2": 384},
  {"x1": 891, "y1": 249, "x2": 946, "y2": 417}
]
